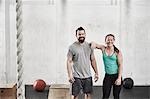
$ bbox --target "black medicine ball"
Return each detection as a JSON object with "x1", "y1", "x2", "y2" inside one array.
[{"x1": 123, "y1": 78, "x2": 134, "y2": 89}]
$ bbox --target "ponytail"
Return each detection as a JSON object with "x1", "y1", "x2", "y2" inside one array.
[{"x1": 113, "y1": 45, "x2": 119, "y2": 54}]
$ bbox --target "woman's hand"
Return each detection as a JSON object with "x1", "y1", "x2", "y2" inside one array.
[{"x1": 115, "y1": 78, "x2": 122, "y2": 85}]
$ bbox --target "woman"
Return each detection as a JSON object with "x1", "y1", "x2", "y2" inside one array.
[{"x1": 92, "y1": 34, "x2": 123, "y2": 99}]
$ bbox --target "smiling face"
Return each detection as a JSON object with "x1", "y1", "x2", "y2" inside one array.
[
  {"x1": 105, "y1": 35, "x2": 115, "y2": 47},
  {"x1": 76, "y1": 30, "x2": 86, "y2": 43}
]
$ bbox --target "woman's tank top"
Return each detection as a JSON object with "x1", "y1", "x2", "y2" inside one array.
[{"x1": 102, "y1": 49, "x2": 118, "y2": 74}]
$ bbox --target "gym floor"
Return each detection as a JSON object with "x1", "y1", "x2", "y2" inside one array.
[{"x1": 25, "y1": 85, "x2": 150, "y2": 99}]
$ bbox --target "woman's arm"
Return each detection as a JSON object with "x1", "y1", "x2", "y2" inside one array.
[
  {"x1": 115, "y1": 51, "x2": 123, "y2": 85},
  {"x1": 91, "y1": 42, "x2": 105, "y2": 51},
  {"x1": 117, "y1": 51, "x2": 123, "y2": 79}
]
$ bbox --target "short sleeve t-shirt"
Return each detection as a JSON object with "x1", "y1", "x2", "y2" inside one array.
[{"x1": 67, "y1": 41, "x2": 93, "y2": 78}]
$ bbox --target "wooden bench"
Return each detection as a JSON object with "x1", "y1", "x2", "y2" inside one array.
[
  {"x1": 0, "y1": 83, "x2": 17, "y2": 99},
  {"x1": 48, "y1": 84, "x2": 71, "y2": 99}
]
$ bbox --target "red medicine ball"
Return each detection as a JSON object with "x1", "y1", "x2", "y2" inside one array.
[{"x1": 33, "y1": 79, "x2": 46, "y2": 92}]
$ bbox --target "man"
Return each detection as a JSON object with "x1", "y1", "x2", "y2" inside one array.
[{"x1": 67, "y1": 27, "x2": 99, "y2": 99}]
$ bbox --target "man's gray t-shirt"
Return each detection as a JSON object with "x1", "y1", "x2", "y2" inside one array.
[{"x1": 67, "y1": 41, "x2": 94, "y2": 78}]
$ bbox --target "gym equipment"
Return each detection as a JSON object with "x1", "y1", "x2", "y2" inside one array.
[
  {"x1": 16, "y1": 0, "x2": 24, "y2": 98},
  {"x1": 123, "y1": 77, "x2": 134, "y2": 89},
  {"x1": 48, "y1": 84, "x2": 71, "y2": 99},
  {"x1": 0, "y1": 84, "x2": 16, "y2": 99},
  {"x1": 33, "y1": 79, "x2": 46, "y2": 92}
]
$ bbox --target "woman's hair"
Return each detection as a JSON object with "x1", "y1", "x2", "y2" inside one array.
[{"x1": 105, "y1": 34, "x2": 119, "y2": 54}]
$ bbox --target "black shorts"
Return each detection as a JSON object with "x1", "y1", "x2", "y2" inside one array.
[{"x1": 72, "y1": 77, "x2": 93, "y2": 96}]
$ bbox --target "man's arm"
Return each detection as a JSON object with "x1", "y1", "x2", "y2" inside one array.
[
  {"x1": 90, "y1": 53, "x2": 99, "y2": 82},
  {"x1": 67, "y1": 54, "x2": 74, "y2": 83}
]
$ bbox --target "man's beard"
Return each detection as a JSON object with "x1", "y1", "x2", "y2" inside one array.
[{"x1": 78, "y1": 37, "x2": 85, "y2": 43}]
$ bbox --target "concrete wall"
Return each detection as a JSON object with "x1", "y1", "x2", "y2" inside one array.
[
  {"x1": 120, "y1": 0, "x2": 150, "y2": 85},
  {"x1": 22, "y1": 0, "x2": 121, "y2": 85},
  {"x1": 0, "y1": 0, "x2": 6, "y2": 85},
  {"x1": 23, "y1": 2, "x2": 58, "y2": 85},
  {"x1": 22, "y1": 0, "x2": 150, "y2": 85},
  {"x1": 0, "y1": 0, "x2": 17, "y2": 86},
  {"x1": 0, "y1": 0, "x2": 150, "y2": 86}
]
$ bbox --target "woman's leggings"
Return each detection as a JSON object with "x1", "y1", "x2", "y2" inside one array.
[{"x1": 102, "y1": 73, "x2": 122, "y2": 99}]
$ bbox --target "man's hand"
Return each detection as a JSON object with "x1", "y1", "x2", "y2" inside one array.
[
  {"x1": 68, "y1": 75, "x2": 75, "y2": 83},
  {"x1": 94, "y1": 73, "x2": 99, "y2": 82}
]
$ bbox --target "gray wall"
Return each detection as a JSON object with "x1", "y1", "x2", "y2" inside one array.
[
  {"x1": 120, "y1": 0, "x2": 150, "y2": 85},
  {"x1": 0, "y1": 0, "x2": 150, "y2": 86},
  {"x1": 22, "y1": 0, "x2": 150, "y2": 85},
  {"x1": 0, "y1": 0, "x2": 6, "y2": 85},
  {"x1": 0, "y1": 0, "x2": 17, "y2": 86},
  {"x1": 22, "y1": 0, "x2": 121, "y2": 85}
]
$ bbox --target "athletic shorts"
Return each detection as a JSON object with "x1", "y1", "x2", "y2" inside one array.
[{"x1": 72, "y1": 77, "x2": 93, "y2": 96}]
